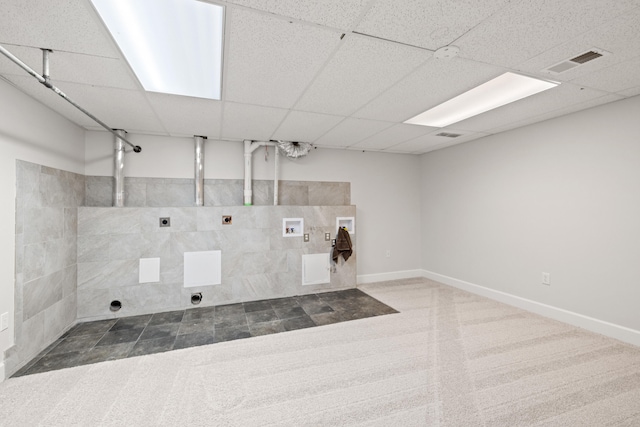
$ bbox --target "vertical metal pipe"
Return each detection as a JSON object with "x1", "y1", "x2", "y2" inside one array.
[
  {"x1": 244, "y1": 140, "x2": 253, "y2": 206},
  {"x1": 274, "y1": 145, "x2": 279, "y2": 206},
  {"x1": 194, "y1": 135, "x2": 206, "y2": 207},
  {"x1": 113, "y1": 130, "x2": 126, "y2": 207}
]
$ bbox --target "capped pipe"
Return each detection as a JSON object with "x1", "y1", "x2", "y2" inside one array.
[
  {"x1": 274, "y1": 145, "x2": 279, "y2": 206},
  {"x1": 113, "y1": 130, "x2": 126, "y2": 207},
  {"x1": 194, "y1": 135, "x2": 206, "y2": 207}
]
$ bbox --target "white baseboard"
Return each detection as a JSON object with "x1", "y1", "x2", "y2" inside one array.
[
  {"x1": 357, "y1": 269, "x2": 424, "y2": 285},
  {"x1": 421, "y1": 269, "x2": 640, "y2": 348}
]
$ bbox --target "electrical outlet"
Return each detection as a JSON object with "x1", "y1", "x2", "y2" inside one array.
[
  {"x1": 0, "y1": 312, "x2": 8, "y2": 331},
  {"x1": 325, "y1": 232, "x2": 331, "y2": 241},
  {"x1": 385, "y1": 249, "x2": 391, "y2": 258},
  {"x1": 304, "y1": 233, "x2": 309, "y2": 242},
  {"x1": 542, "y1": 272, "x2": 550, "y2": 285}
]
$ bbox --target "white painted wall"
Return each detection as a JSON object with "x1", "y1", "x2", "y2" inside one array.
[
  {"x1": 421, "y1": 95, "x2": 640, "y2": 333},
  {"x1": 0, "y1": 79, "x2": 85, "y2": 373},
  {"x1": 86, "y1": 132, "x2": 423, "y2": 280}
]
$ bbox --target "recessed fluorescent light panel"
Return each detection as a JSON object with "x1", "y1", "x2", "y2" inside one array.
[
  {"x1": 404, "y1": 72, "x2": 559, "y2": 128},
  {"x1": 91, "y1": 0, "x2": 224, "y2": 100}
]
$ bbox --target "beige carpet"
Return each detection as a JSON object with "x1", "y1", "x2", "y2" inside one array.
[{"x1": 2, "y1": 277, "x2": 640, "y2": 426}]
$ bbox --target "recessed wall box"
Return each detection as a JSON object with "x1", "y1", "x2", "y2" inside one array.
[
  {"x1": 159, "y1": 217, "x2": 170, "y2": 227},
  {"x1": 283, "y1": 218, "x2": 303, "y2": 237},
  {"x1": 222, "y1": 215, "x2": 232, "y2": 225},
  {"x1": 336, "y1": 217, "x2": 355, "y2": 235}
]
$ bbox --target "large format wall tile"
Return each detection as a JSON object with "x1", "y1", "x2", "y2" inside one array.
[
  {"x1": 76, "y1": 205, "x2": 356, "y2": 320},
  {"x1": 84, "y1": 176, "x2": 350, "y2": 207},
  {"x1": 11, "y1": 160, "x2": 84, "y2": 377}
]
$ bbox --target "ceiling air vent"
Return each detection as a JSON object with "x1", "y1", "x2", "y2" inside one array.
[
  {"x1": 544, "y1": 48, "x2": 609, "y2": 74},
  {"x1": 436, "y1": 132, "x2": 462, "y2": 138}
]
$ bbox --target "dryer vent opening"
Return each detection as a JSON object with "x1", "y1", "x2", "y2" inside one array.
[
  {"x1": 191, "y1": 293, "x2": 202, "y2": 305},
  {"x1": 110, "y1": 300, "x2": 122, "y2": 312}
]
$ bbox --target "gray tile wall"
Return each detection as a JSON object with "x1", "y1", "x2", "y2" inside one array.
[
  {"x1": 7, "y1": 165, "x2": 354, "y2": 377},
  {"x1": 85, "y1": 176, "x2": 350, "y2": 207},
  {"x1": 76, "y1": 205, "x2": 356, "y2": 321},
  {"x1": 6, "y1": 161, "x2": 84, "y2": 376}
]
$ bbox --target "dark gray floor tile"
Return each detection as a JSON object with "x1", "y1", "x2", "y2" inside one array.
[
  {"x1": 310, "y1": 312, "x2": 347, "y2": 326},
  {"x1": 249, "y1": 320, "x2": 286, "y2": 337},
  {"x1": 173, "y1": 331, "x2": 215, "y2": 350},
  {"x1": 110, "y1": 315, "x2": 152, "y2": 331},
  {"x1": 96, "y1": 328, "x2": 144, "y2": 346},
  {"x1": 148, "y1": 310, "x2": 185, "y2": 326},
  {"x1": 215, "y1": 325, "x2": 251, "y2": 342},
  {"x1": 25, "y1": 351, "x2": 87, "y2": 375},
  {"x1": 301, "y1": 302, "x2": 335, "y2": 316},
  {"x1": 246, "y1": 309, "x2": 279, "y2": 325},
  {"x1": 182, "y1": 306, "x2": 215, "y2": 321},
  {"x1": 77, "y1": 342, "x2": 135, "y2": 365},
  {"x1": 66, "y1": 319, "x2": 117, "y2": 337},
  {"x1": 295, "y1": 294, "x2": 322, "y2": 305},
  {"x1": 274, "y1": 306, "x2": 307, "y2": 320},
  {"x1": 15, "y1": 287, "x2": 400, "y2": 377},
  {"x1": 128, "y1": 336, "x2": 176, "y2": 357},
  {"x1": 47, "y1": 333, "x2": 104, "y2": 356},
  {"x1": 215, "y1": 303, "x2": 245, "y2": 316},
  {"x1": 282, "y1": 315, "x2": 316, "y2": 331},
  {"x1": 269, "y1": 297, "x2": 299, "y2": 309},
  {"x1": 243, "y1": 300, "x2": 272, "y2": 313},
  {"x1": 214, "y1": 312, "x2": 247, "y2": 329},
  {"x1": 139, "y1": 323, "x2": 180, "y2": 341},
  {"x1": 178, "y1": 318, "x2": 214, "y2": 336}
]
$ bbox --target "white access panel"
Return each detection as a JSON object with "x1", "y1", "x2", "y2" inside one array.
[
  {"x1": 184, "y1": 250, "x2": 222, "y2": 287},
  {"x1": 139, "y1": 257, "x2": 160, "y2": 283},
  {"x1": 302, "y1": 253, "x2": 330, "y2": 286}
]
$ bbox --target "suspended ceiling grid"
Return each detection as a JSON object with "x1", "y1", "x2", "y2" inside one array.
[{"x1": 1, "y1": 0, "x2": 640, "y2": 154}]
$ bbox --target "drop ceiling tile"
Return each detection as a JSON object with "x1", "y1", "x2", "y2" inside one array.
[
  {"x1": 0, "y1": 0, "x2": 118, "y2": 57},
  {"x1": 457, "y1": 0, "x2": 640, "y2": 68},
  {"x1": 271, "y1": 111, "x2": 343, "y2": 142},
  {"x1": 390, "y1": 130, "x2": 489, "y2": 154},
  {"x1": 314, "y1": 118, "x2": 393, "y2": 147},
  {"x1": 618, "y1": 87, "x2": 640, "y2": 97},
  {"x1": 3, "y1": 75, "x2": 96, "y2": 127},
  {"x1": 224, "y1": 8, "x2": 341, "y2": 109},
  {"x1": 487, "y1": 93, "x2": 625, "y2": 134},
  {"x1": 146, "y1": 93, "x2": 223, "y2": 138},
  {"x1": 223, "y1": 0, "x2": 370, "y2": 30},
  {"x1": 44, "y1": 82, "x2": 166, "y2": 133},
  {"x1": 352, "y1": 123, "x2": 435, "y2": 150},
  {"x1": 0, "y1": 45, "x2": 138, "y2": 90},
  {"x1": 571, "y1": 58, "x2": 640, "y2": 93},
  {"x1": 221, "y1": 102, "x2": 289, "y2": 141},
  {"x1": 294, "y1": 34, "x2": 431, "y2": 116},
  {"x1": 454, "y1": 84, "x2": 616, "y2": 133},
  {"x1": 516, "y1": 7, "x2": 640, "y2": 82},
  {"x1": 355, "y1": 0, "x2": 513, "y2": 50},
  {"x1": 353, "y1": 56, "x2": 505, "y2": 122}
]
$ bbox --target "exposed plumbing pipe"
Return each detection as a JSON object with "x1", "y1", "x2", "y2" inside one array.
[
  {"x1": 194, "y1": 135, "x2": 206, "y2": 207},
  {"x1": 243, "y1": 140, "x2": 278, "y2": 206},
  {"x1": 113, "y1": 130, "x2": 126, "y2": 207},
  {"x1": 0, "y1": 44, "x2": 142, "y2": 153},
  {"x1": 274, "y1": 145, "x2": 280, "y2": 206}
]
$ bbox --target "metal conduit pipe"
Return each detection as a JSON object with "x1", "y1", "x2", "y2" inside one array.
[
  {"x1": 194, "y1": 135, "x2": 206, "y2": 207},
  {"x1": 0, "y1": 44, "x2": 141, "y2": 153},
  {"x1": 274, "y1": 145, "x2": 280, "y2": 206},
  {"x1": 113, "y1": 130, "x2": 126, "y2": 207}
]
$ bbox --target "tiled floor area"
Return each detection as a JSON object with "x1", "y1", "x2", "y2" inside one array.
[{"x1": 13, "y1": 288, "x2": 397, "y2": 377}]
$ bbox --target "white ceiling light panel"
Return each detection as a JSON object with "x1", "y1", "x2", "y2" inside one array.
[
  {"x1": 405, "y1": 72, "x2": 559, "y2": 128},
  {"x1": 91, "y1": 0, "x2": 224, "y2": 100}
]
